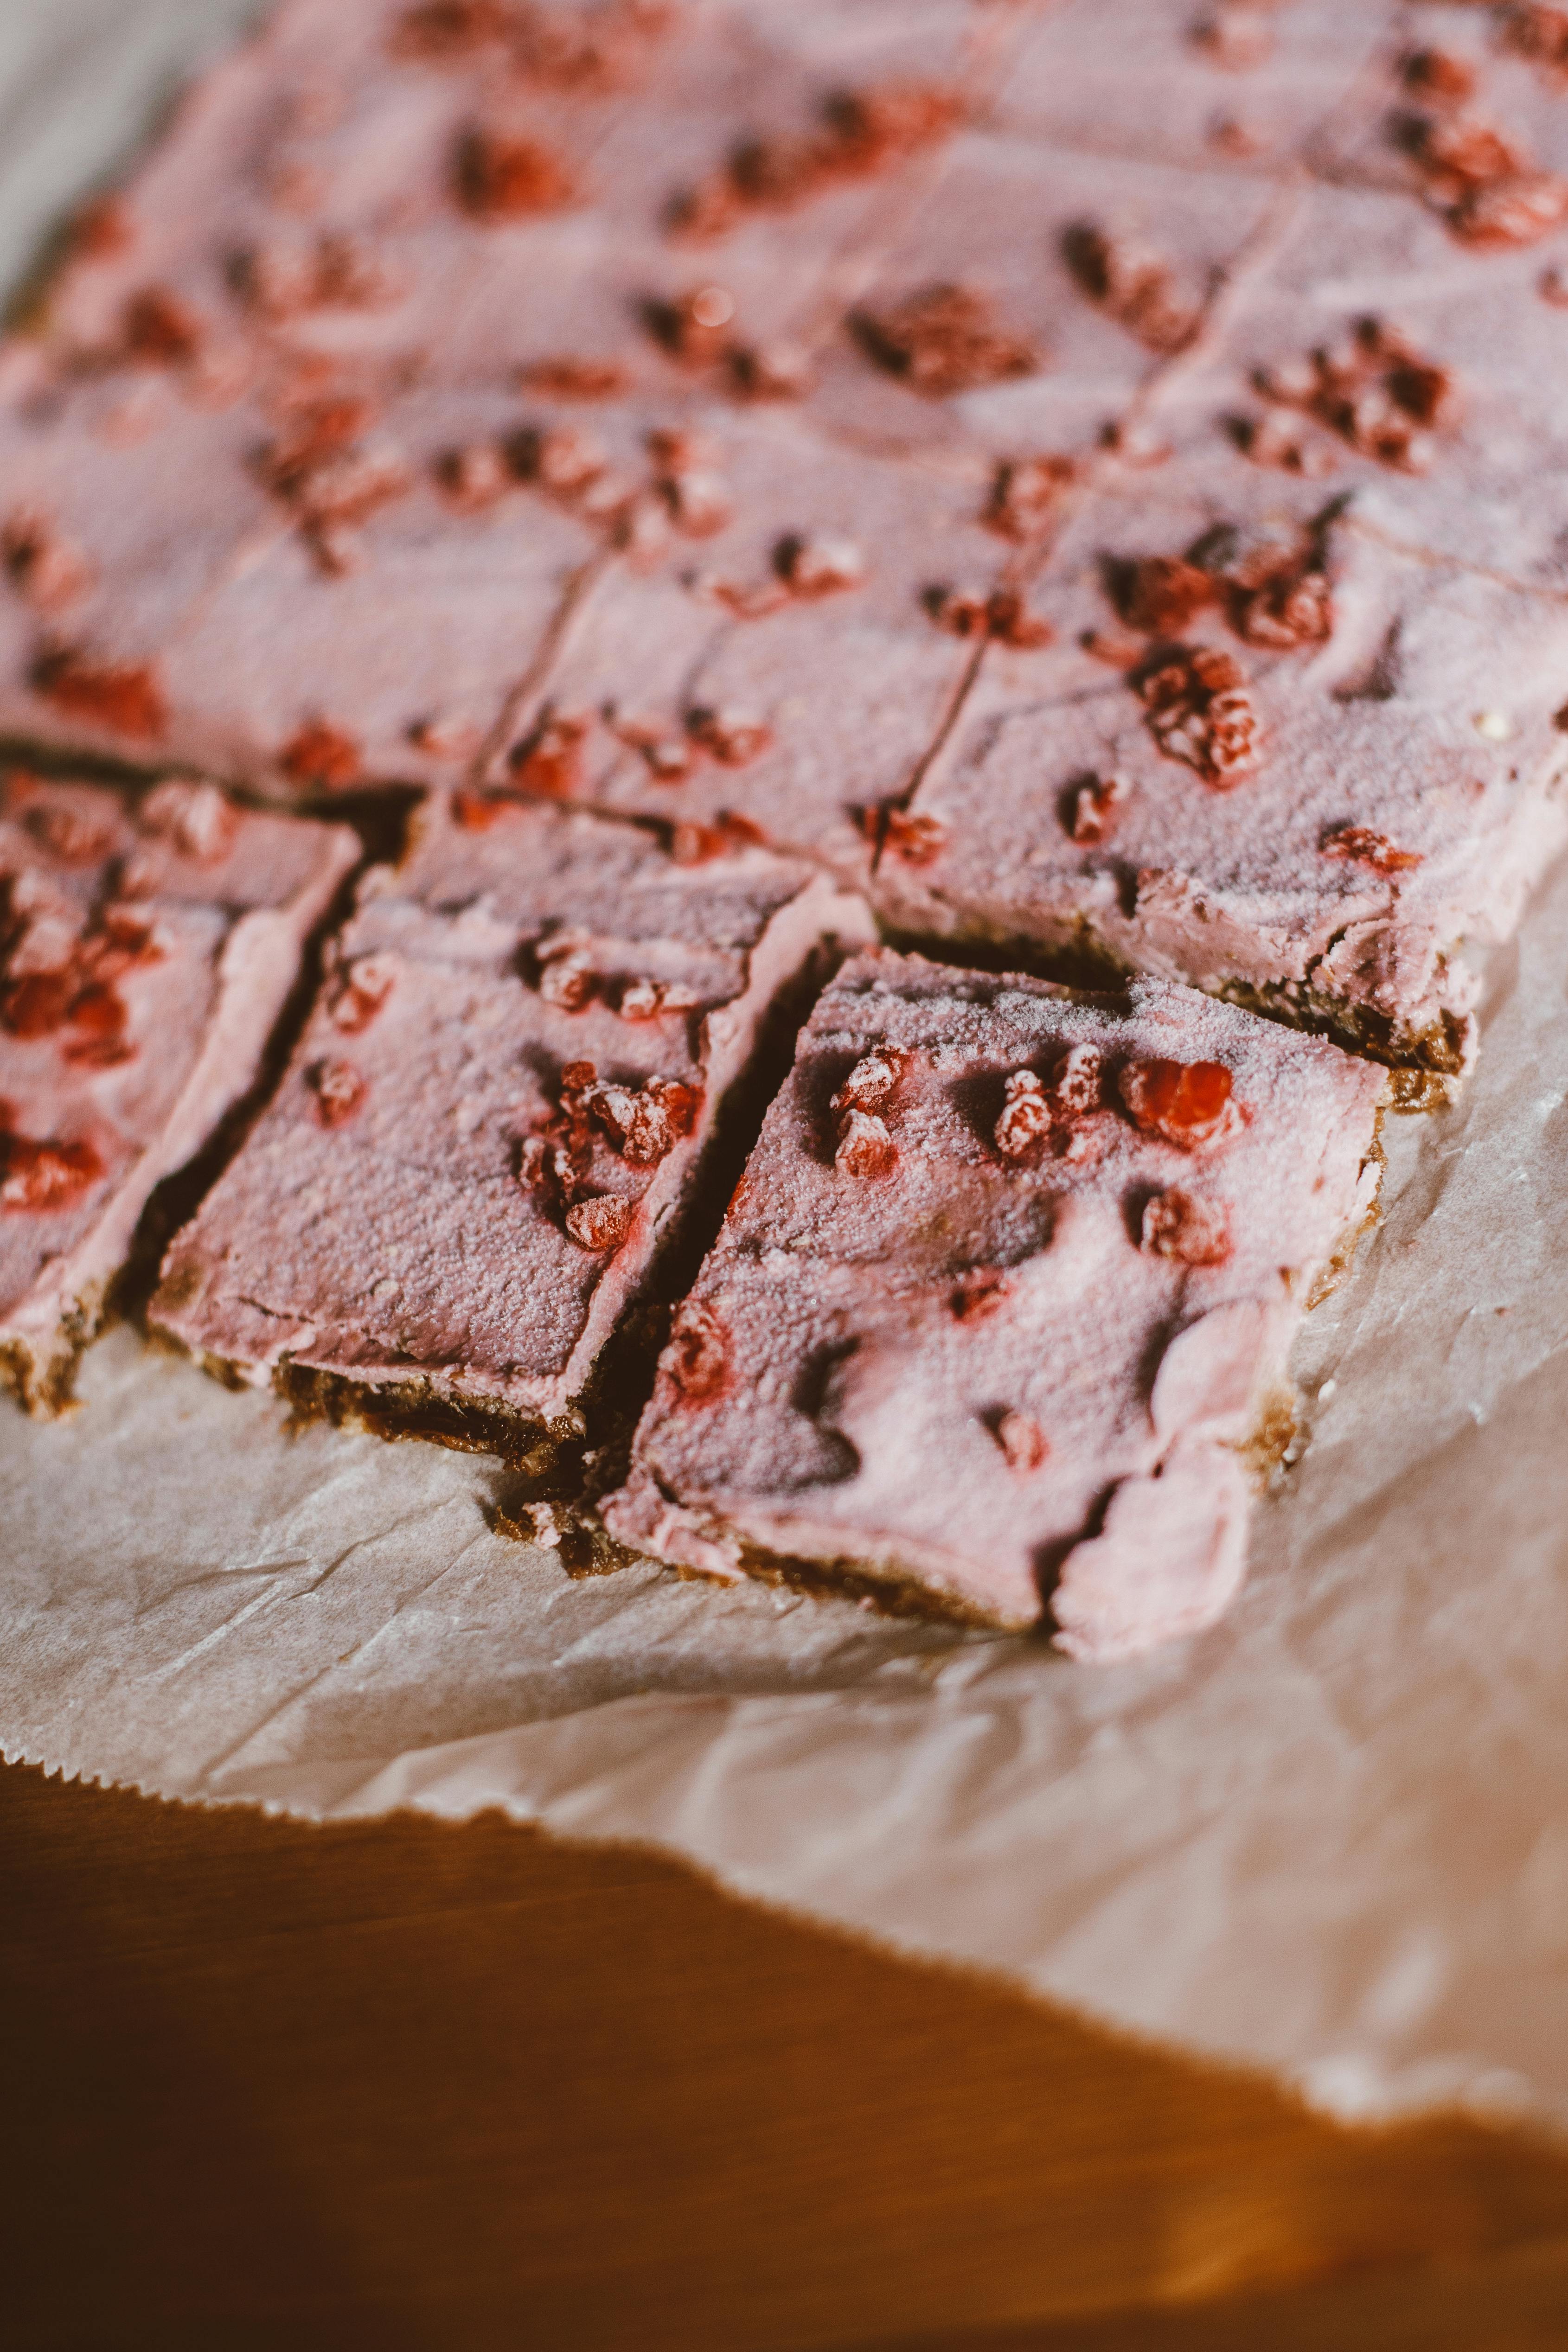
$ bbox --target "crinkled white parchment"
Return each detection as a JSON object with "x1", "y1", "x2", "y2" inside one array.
[{"x1": 6, "y1": 0, "x2": 1568, "y2": 2137}]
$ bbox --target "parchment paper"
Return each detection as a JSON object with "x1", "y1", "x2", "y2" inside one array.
[{"x1": 8, "y1": 0, "x2": 1568, "y2": 2137}]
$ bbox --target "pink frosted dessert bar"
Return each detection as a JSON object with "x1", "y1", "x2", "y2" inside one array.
[
  {"x1": 0, "y1": 771, "x2": 357, "y2": 1410},
  {"x1": 877, "y1": 475, "x2": 1568, "y2": 1087},
  {"x1": 604, "y1": 949, "x2": 1386, "y2": 1659},
  {"x1": 152, "y1": 793, "x2": 871, "y2": 1464}
]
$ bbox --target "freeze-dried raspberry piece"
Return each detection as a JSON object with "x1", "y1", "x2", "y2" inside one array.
[
  {"x1": 659, "y1": 466, "x2": 732, "y2": 538},
  {"x1": 1119, "y1": 1057, "x2": 1242, "y2": 1150},
  {"x1": 729, "y1": 343, "x2": 814, "y2": 401},
  {"x1": 60, "y1": 982, "x2": 132, "y2": 1069},
  {"x1": 437, "y1": 442, "x2": 512, "y2": 511},
  {"x1": 994, "y1": 1069, "x2": 1052, "y2": 1160},
  {"x1": 1402, "y1": 48, "x2": 1477, "y2": 106},
  {"x1": 647, "y1": 282, "x2": 736, "y2": 365},
  {"x1": 649, "y1": 1076, "x2": 702, "y2": 1137},
  {"x1": 992, "y1": 1409, "x2": 1048, "y2": 1472},
  {"x1": 456, "y1": 127, "x2": 578, "y2": 219},
  {"x1": 835, "y1": 1107, "x2": 896, "y2": 1177},
  {"x1": 511, "y1": 710, "x2": 592, "y2": 797},
  {"x1": 1141, "y1": 1187, "x2": 1233, "y2": 1266},
  {"x1": 518, "y1": 355, "x2": 629, "y2": 401},
  {"x1": 1051, "y1": 1042, "x2": 1104, "y2": 1121},
  {"x1": 831, "y1": 1047, "x2": 904, "y2": 1118},
  {"x1": 537, "y1": 940, "x2": 598, "y2": 1011},
  {"x1": 329, "y1": 955, "x2": 397, "y2": 1034},
  {"x1": 616, "y1": 976, "x2": 698, "y2": 1021},
  {"x1": 867, "y1": 808, "x2": 946, "y2": 866},
  {"x1": 564, "y1": 1193, "x2": 632, "y2": 1250},
  {"x1": 1070, "y1": 776, "x2": 1123, "y2": 845},
  {"x1": 1190, "y1": 8, "x2": 1273, "y2": 69},
  {"x1": 137, "y1": 779, "x2": 237, "y2": 863},
  {"x1": 0, "y1": 972, "x2": 73, "y2": 1037},
  {"x1": 1502, "y1": 4, "x2": 1568, "y2": 74},
  {"x1": 2, "y1": 511, "x2": 92, "y2": 614},
  {"x1": 855, "y1": 284, "x2": 1041, "y2": 398},
  {"x1": 1139, "y1": 648, "x2": 1261, "y2": 786},
  {"x1": 1450, "y1": 171, "x2": 1568, "y2": 249},
  {"x1": 586, "y1": 1079, "x2": 675, "y2": 1165},
  {"x1": 511, "y1": 423, "x2": 608, "y2": 498},
  {"x1": 280, "y1": 720, "x2": 362, "y2": 793},
  {"x1": 1256, "y1": 317, "x2": 1456, "y2": 471},
  {"x1": 986, "y1": 454, "x2": 1074, "y2": 542},
  {"x1": 949, "y1": 1267, "x2": 1008, "y2": 1322},
  {"x1": 26, "y1": 803, "x2": 114, "y2": 865},
  {"x1": 234, "y1": 232, "x2": 403, "y2": 320},
  {"x1": 1231, "y1": 565, "x2": 1332, "y2": 650},
  {"x1": 33, "y1": 652, "x2": 166, "y2": 742},
  {"x1": 670, "y1": 812, "x2": 767, "y2": 864},
  {"x1": 309, "y1": 1059, "x2": 366, "y2": 1127},
  {"x1": 256, "y1": 416, "x2": 412, "y2": 569},
  {"x1": 1117, "y1": 556, "x2": 1217, "y2": 636},
  {"x1": 1238, "y1": 407, "x2": 1338, "y2": 478},
  {"x1": 123, "y1": 285, "x2": 202, "y2": 366},
  {"x1": 70, "y1": 194, "x2": 134, "y2": 259},
  {"x1": 0, "y1": 1132, "x2": 104, "y2": 1213},
  {"x1": 685, "y1": 707, "x2": 771, "y2": 765},
  {"x1": 825, "y1": 82, "x2": 965, "y2": 169},
  {"x1": 664, "y1": 1300, "x2": 731, "y2": 1401},
  {"x1": 1064, "y1": 225, "x2": 1198, "y2": 354},
  {"x1": 928, "y1": 586, "x2": 1052, "y2": 647},
  {"x1": 776, "y1": 534, "x2": 865, "y2": 598},
  {"x1": 1321, "y1": 824, "x2": 1423, "y2": 874}
]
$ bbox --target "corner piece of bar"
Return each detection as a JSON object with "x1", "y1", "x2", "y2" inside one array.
[
  {"x1": 150, "y1": 793, "x2": 874, "y2": 1472},
  {"x1": 0, "y1": 770, "x2": 358, "y2": 1412},
  {"x1": 879, "y1": 492, "x2": 1568, "y2": 1080},
  {"x1": 603, "y1": 949, "x2": 1386, "y2": 1661}
]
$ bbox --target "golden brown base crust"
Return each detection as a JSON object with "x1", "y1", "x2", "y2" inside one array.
[
  {"x1": 272, "y1": 1361, "x2": 587, "y2": 1484},
  {"x1": 0, "y1": 1293, "x2": 103, "y2": 1418},
  {"x1": 882, "y1": 915, "x2": 1466, "y2": 1086}
]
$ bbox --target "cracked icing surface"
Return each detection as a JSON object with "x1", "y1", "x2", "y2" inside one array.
[
  {"x1": 604, "y1": 948, "x2": 1385, "y2": 1656},
  {"x1": 0, "y1": 0, "x2": 1564, "y2": 1070},
  {"x1": 0, "y1": 771, "x2": 357, "y2": 1409},
  {"x1": 152, "y1": 793, "x2": 872, "y2": 1425}
]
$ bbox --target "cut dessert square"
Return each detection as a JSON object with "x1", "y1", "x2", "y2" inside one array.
[
  {"x1": 151, "y1": 793, "x2": 873, "y2": 1470},
  {"x1": 876, "y1": 473, "x2": 1568, "y2": 1083},
  {"x1": 603, "y1": 947, "x2": 1387, "y2": 1660},
  {"x1": 0, "y1": 771, "x2": 358, "y2": 1411},
  {"x1": 484, "y1": 405, "x2": 1030, "y2": 877},
  {"x1": 0, "y1": 364, "x2": 603, "y2": 794}
]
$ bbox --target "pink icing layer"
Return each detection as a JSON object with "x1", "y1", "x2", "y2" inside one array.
[
  {"x1": 0, "y1": 1, "x2": 1562, "y2": 1068},
  {"x1": 0, "y1": 773, "x2": 358, "y2": 1408},
  {"x1": 604, "y1": 948, "x2": 1385, "y2": 1659},
  {"x1": 152, "y1": 794, "x2": 873, "y2": 1424}
]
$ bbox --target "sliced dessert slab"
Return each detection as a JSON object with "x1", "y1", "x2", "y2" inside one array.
[
  {"x1": 876, "y1": 471, "x2": 1568, "y2": 1083},
  {"x1": 604, "y1": 947, "x2": 1386, "y2": 1660},
  {"x1": 0, "y1": 771, "x2": 358, "y2": 1410},
  {"x1": 152, "y1": 794, "x2": 872, "y2": 1470}
]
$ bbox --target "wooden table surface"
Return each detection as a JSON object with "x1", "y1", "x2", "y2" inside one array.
[{"x1": 4, "y1": 1756, "x2": 1568, "y2": 2351}]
